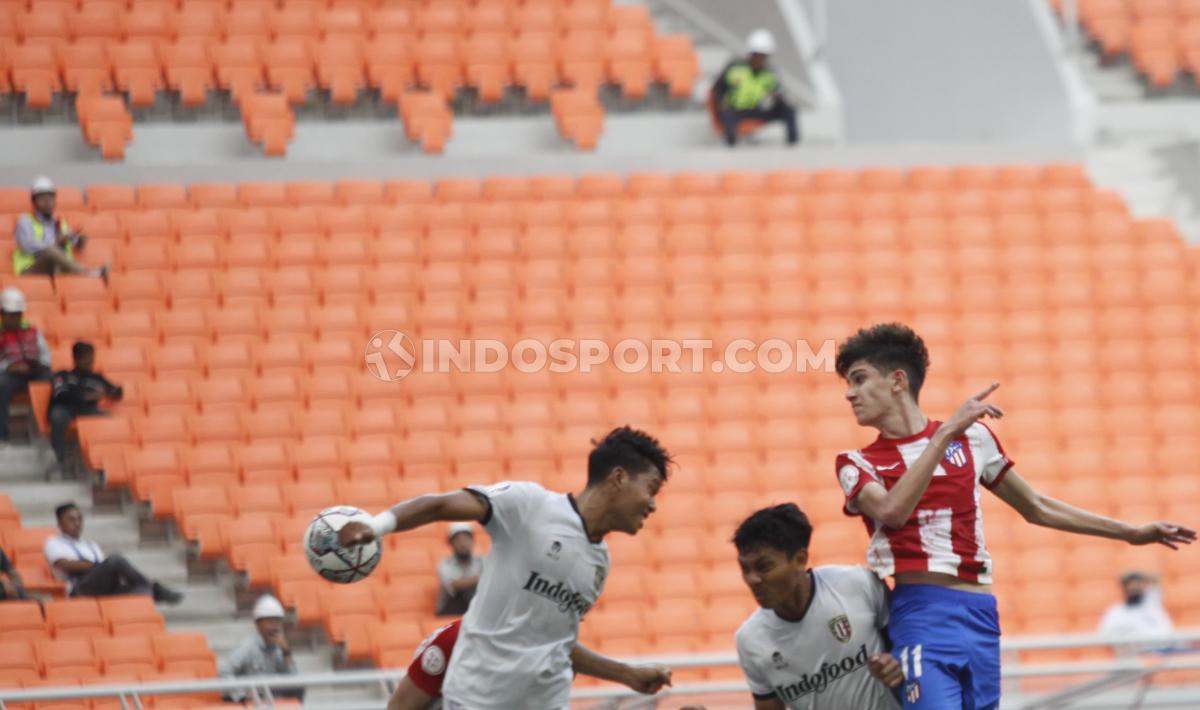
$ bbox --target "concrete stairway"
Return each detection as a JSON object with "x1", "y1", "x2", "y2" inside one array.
[{"x1": 0, "y1": 441, "x2": 387, "y2": 708}]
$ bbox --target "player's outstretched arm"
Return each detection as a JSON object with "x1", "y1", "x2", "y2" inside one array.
[
  {"x1": 990, "y1": 469, "x2": 1197, "y2": 549},
  {"x1": 569, "y1": 644, "x2": 672, "y2": 695},
  {"x1": 338, "y1": 491, "x2": 489, "y2": 546},
  {"x1": 856, "y1": 383, "x2": 1005, "y2": 528}
]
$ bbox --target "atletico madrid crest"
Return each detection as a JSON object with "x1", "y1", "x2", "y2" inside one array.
[
  {"x1": 828, "y1": 615, "x2": 852, "y2": 643},
  {"x1": 905, "y1": 681, "x2": 922, "y2": 703},
  {"x1": 944, "y1": 440, "x2": 967, "y2": 467}
]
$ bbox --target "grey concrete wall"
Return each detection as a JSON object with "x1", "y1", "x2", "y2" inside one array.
[
  {"x1": 685, "y1": 0, "x2": 813, "y2": 94},
  {"x1": 826, "y1": 0, "x2": 1075, "y2": 144}
]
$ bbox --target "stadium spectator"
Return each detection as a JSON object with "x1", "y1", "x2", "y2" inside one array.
[
  {"x1": 0, "y1": 546, "x2": 28, "y2": 600},
  {"x1": 0, "y1": 287, "x2": 51, "y2": 445},
  {"x1": 48, "y1": 341, "x2": 123, "y2": 469},
  {"x1": 710, "y1": 30, "x2": 799, "y2": 147},
  {"x1": 1099, "y1": 571, "x2": 1176, "y2": 654},
  {"x1": 12, "y1": 177, "x2": 107, "y2": 282},
  {"x1": 219, "y1": 594, "x2": 304, "y2": 704},
  {"x1": 44, "y1": 502, "x2": 183, "y2": 603},
  {"x1": 435, "y1": 522, "x2": 483, "y2": 616}
]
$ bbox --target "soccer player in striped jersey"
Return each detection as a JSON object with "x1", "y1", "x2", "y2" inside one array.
[{"x1": 834, "y1": 323, "x2": 1196, "y2": 710}]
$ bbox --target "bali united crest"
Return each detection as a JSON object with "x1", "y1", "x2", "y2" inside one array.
[{"x1": 828, "y1": 615, "x2": 852, "y2": 643}]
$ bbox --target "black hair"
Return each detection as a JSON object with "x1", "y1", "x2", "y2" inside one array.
[
  {"x1": 733, "y1": 503, "x2": 813, "y2": 557},
  {"x1": 72, "y1": 341, "x2": 94, "y2": 361},
  {"x1": 586, "y1": 426, "x2": 672, "y2": 487},
  {"x1": 835, "y1": 323, "x2": 931, "y2": 401},
  {"x1": 55, "y1": 502, "x2": 79, "y2": 520}
]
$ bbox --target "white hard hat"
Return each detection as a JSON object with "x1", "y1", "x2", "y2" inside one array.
[
  {"x1": 31, "y1": 176, "x2": 56, "y2": 196},
  {"x1": 448, "y1": 522, "x2": 474, "y2": 540},
  {"x1": 746, "y1": 29, "x2": 776, "y2": 55},
  {"x1": 252, "y1": 594, "x2": 286, "y2": 620},
  {"x1": 0, "y1": 287, "x2": 26, "y2": 314}
]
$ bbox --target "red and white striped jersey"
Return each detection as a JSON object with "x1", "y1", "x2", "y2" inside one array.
[{"x1": 835, "y1": 420, "x2": 1013, "y2": 584}]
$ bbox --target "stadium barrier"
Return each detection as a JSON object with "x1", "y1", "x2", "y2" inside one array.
[{"x1": 1, "y1": 630, "x2": 1198, "y2": 709}]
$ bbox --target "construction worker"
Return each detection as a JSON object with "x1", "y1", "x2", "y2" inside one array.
[
  {"x1": 0, "y1": 287, "x2": 51, "y2": 445},
  {"x1": 711, "y1": 29, "x2": 799, "y2": 147},
  {"x1": 12, "y1": 177, "x2": 107, "y2": 281}
]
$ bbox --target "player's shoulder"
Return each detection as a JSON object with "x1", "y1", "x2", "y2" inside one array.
[
  {"x1": 471, "y1": 480, "x2": 549, "y2": 500},
  {"x1": 734, "y1": 607, "x2": 773, "y2": 649},
  {"x1": 965, "y1": 419, "x2": 1002, "y2": 442},
  {"x1": 813, "y1": 564, "x2": 883, "y2": 595}
]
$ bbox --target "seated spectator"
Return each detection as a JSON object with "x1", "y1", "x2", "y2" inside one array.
[
  {"x1": 435, "y1": 522, "x2": 483, "y2": 617},
  {"x1": 0, "y1": 287, "x2": 51, "y2": 445},
  {"x1": 48, "y1": 341, "x2": 123, "y2": 468},
  {"x1": 1099, "y1": 570, "x2": 1176, "y2": 655},
  {"x1": 12, "y1": 177, "x2": 107, "y2": 281},
  {"x1": 0, "y1": 546, "x2": 28, "y2": 600},
  {"x1": 44, "y1": 502, "x2": 182, "y2": 604},
  {"x1": 710, "y1": 30, "x2": 799, "y2": 147},
  {"x1": 219, "y1": 594, "x2": 304, "y2": 704}
]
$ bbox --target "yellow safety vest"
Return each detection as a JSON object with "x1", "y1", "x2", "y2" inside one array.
[
  {"x1": 13, "y1": 214, "x2": 71, "y2": 275},
  {"x1": 722, "y1": 64, "x2": 779, "y2": 110}
]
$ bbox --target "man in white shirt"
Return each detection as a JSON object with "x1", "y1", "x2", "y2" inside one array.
[
  {"x1": 340, "y1": 426, "x2": 676, "y2": 710},
  {"x1": 43, "y1": 502, "x2": 182, "y2": 603},
  {"x1": 436, "y1": 522, "x2": 483, "y2": 616},
  {"x1": 1099, "y1": 571, "x2": 1176, "y2": 655},
  {"x1": 689, "y1": 503, "x2": 904, "y2": 710}
]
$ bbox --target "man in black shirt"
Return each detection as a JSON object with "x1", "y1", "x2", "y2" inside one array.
[
  {"x1": 48, "y1": 341, "x2": 122, "y2": 467},
  {"x1": 0, "y1": 547, "x2": 28, "y2": 600}
]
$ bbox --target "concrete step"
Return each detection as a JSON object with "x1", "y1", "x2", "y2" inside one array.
[{"x1": 0, "y1": 444, "x2": 51, "y2": 473}]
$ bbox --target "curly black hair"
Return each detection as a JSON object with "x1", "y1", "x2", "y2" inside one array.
[
  {"x1": 586, "y1": 426, "x2": 673, "y2": 487},
  {"x1": 835, "y1": 322, "x2": 931, "y2": 401},
  {"x1": 733, "y1": 503, "x2": 813, "y2": 557}
]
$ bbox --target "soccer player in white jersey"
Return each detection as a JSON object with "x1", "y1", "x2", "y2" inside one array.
[
  {"x1": 339, "y1": 426, "x2": 676, "y2": 710},
  {"x1": 682, "y1": 503, "x2": 904, "y2": 710},
  {"x1": 834, "y1": 323, "x2": 1196, "y2": 709}
]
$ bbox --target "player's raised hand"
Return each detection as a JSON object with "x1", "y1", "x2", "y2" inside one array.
[
  {"x1": 623, "y1": 664, "x2": 672, "y2": 694},
  {"x1": 940, "y1": 382, "x2": 1004, "y2": 438},
  {"x1": 868, "y1": 652, "x2": 904, "y2": 689},
  {"x1": 337, "y1": 521, "x2": 375, "y2": 547},
  {"x1": 1126, "y1": 521, "x2": 1197, "y2": 550}
]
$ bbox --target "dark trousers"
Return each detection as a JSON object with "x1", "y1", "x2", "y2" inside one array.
[
  {"x1": 0, "y1": 579, "x2": 29, "y2": 600},
  {"x1": 48, "y1": 403, "x2": 101, "y2": 464},
  {"x1": 720, "y1": 101, "x2": 799, "y2": 146},
  {"x1": 0, "y1": 371, "x2": 49, "y2": 440},
  {"x1": 70, "y1": 554, "x2": 152, "y2": 598}
]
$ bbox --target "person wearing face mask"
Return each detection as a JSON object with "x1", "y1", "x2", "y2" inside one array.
[
  {"x1": 436, "y1": 522, "x2": 484, "y2": 617},
  {"x1": 1099, "y1": 571, "x2": 1175, "y2": 654},
  {"x1": 219, "y1": 594, "x2": 304, "y2": 704}
]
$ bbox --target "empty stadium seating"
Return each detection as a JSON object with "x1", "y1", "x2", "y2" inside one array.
[
  {"x1": 1052, "y1": 0, "x2": 1200, "y2": 87},
  {"x1": 0, "y1": 0, "x2": 699, "y2": 158},
  {"x1": 4, "y1": 163, "x2": 1199, "y2": 674}
]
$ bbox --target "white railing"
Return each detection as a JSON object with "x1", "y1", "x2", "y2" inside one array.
[{"x1": 1, "y1": 631, "x2": 1198, "y2": 709}]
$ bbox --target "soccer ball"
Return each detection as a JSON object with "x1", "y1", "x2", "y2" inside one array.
[{"x1": 304, "y1": 506, "x2": 383, "y2": 584}]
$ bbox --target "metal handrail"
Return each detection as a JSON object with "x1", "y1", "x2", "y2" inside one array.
[{"x1": 0, "y1": 631, "x2": 1197, "y2": 706}]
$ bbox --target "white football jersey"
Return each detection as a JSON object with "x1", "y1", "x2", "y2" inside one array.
[
  {"x1": 441, "y1": 481, "x2": 610, "y2": 710},
  {"x1": 736, "y1": 565, "x2": 900, "y2": 710}
]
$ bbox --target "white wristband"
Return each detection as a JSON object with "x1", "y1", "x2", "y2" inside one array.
[{"x1": 367, "y1": 511, "x2": 397, "y2": 537}]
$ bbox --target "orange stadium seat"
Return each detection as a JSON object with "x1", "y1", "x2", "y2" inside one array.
[{"x1": 20, "y1": 165, "x2": 1200, "y2": 654}]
